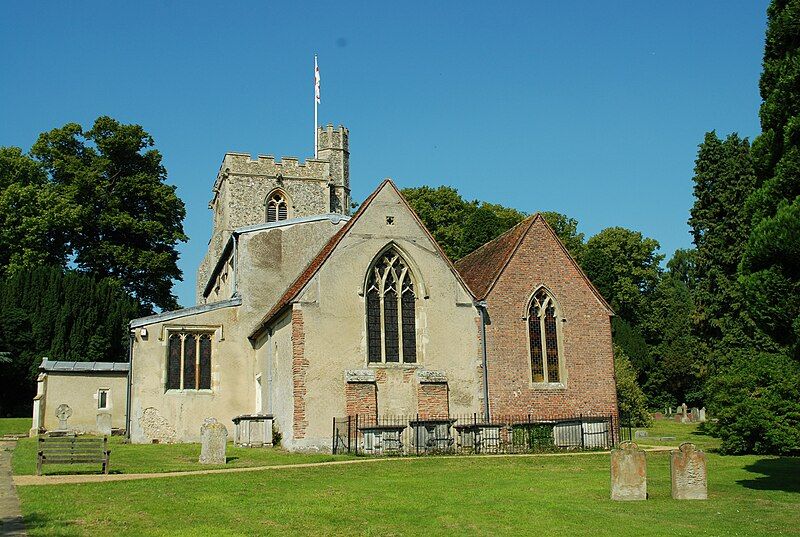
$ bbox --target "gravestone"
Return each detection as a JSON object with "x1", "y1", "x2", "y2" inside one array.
[
  {"x1": 652, "y1": 412, "x2": 664, "y2": 421},
  {"x1": 199, "y1": 418, "x2": 228, "y2": 464},
  {"x1": 699, "y1": 407, "x2": 706, "y2": 422},
  {"x1": 610, "y1": 442, "x2": 647, "y2": 501},
  {"x1": 674, "y1": 414, "x2": 683, "y2": 423},
  {"x1": 634, "y1": 430, "x2": 648, "y2": 438},
  {"x1": 96, "y1": 411, "x2": 112, "y2": 436},
  {"x1": 681, "y1": 403, "x2": 688, "y2": 415},
  {"x1": 691, "y1": 407, "x2": 700, "y2": 421},
  {"x1": 668, "y1": 406, "x2": 673, "y2": 415},
  {"x1": 55, "y1": 404, "x2": 72, "y2": 430},
  {"x1": 671, "y1": 443, "x2": 707, "y2": 500}
]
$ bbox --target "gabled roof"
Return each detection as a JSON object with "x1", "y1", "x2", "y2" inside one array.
[
  {"x1": 248, "y1": 179, "x2": 475, "y2": 341},
  {"x1": 454, "y1": 213, "x2": 614, "y2": 314},
  {"x1": 130, "y1": 296, "x2": 242, "y2": 328}
]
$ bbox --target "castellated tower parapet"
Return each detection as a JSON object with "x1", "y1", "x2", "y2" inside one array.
[{"x1": 196, "y1": 125, "x2": 350, "y2": 303}]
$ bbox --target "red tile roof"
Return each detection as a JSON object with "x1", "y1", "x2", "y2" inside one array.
[{"x1": 454, "y1": 214, "x2": 613, "y2": 314}]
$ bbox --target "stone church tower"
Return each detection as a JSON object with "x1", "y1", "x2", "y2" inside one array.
[{"x1": 196, "y1": 125, "x2": 350, "y2": 301}]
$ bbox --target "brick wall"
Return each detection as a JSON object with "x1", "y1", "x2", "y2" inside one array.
[
  {"x1": 417, "y1": 383, "x2": 449, "y2": 419},
  {"x1": 346, "y1": 383, "x2": 377, "y2": 416},
  {"x1": 291, "y1": 306, "x2": 308, "y2": 439},
  {"x1": 485, "y1": 218, "x2": 618, "y2": 421}
]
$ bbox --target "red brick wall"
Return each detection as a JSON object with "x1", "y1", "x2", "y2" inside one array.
[
  {"x1": 484, "y1": 218, "x2": 618, "y2": 421},
  {"x1": 346, "y1": 383, "x2": 377, "y2": 416},
  {"x1": 417, "y1": 383, "x2": 449, "y2": 419},
  {"x1": 292, "y1": 306, "x2": 308, "y2": 439}
]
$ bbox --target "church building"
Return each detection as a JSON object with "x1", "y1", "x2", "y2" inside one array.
[{"x1": 34, "y1": 124, "x2": 618, "y2": 451}]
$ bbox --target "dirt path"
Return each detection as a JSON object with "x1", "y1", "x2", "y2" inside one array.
[
  {"x1": 13, "y1": 446, "x2": 674, "y2": 487},
  {"x1": 0, "y1": 439, "x2": 27, "y2": 536}
]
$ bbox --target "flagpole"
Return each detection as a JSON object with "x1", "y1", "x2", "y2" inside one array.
[{"x1": 314, "y1": 54, "x2": 318, "y2": 158}]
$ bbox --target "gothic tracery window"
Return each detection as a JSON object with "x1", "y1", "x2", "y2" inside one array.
[
  {"x1": 167, "y1": 332, "x2": 213, "y2": 390},
  {"x1": 366, "y1": 249, "x2": 417, "y2": 364},
  {"x1": 528, "y1": 289, "x2": 562, "y2": 383},
  {"x1": 266, "y1": 192, "x2": 288, "y2": 222}
]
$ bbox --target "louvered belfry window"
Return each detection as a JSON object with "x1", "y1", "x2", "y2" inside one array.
[
  {"x1": 166, "y1": 332, "x2": 213, "y2": 390},
  {"x1": 366, "y1": 249, "x2": 417, "y2": 364},
  {"x1": 266, "y1": 192, "x2": 288, "y2": 222},
  {"x1": 528, "y1": 289, "x2": 562, "y2": 383}
]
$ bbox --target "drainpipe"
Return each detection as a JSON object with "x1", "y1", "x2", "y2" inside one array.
[
  {"x1": 125, "y1": 329, "x2": 134, "y2": 440},
  {"x1": 266, "y1": 328, "x2": 273, "y2": 414},
  {"x1": 477, "y1": 300, "x2": 490, "y2": 421},
  {"x1": 232, "y1": 234, "x2": 239, "y2": 297}
]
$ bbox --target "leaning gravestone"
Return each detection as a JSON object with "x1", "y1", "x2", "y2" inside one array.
[
  {"x1": 199, "y1": 418, "x2": 228, "y2": 464},
  {"x1": 610, "y1": 442, "x2": 647, "y2": 501},
  {"x1": 671, "y1": 443, "x2": 707, "y2": 500},
  {"x1": 96, "y1": 411, "x2": 112, "y2": 436},
  {"x1": 55, "y1": 404, "x2": 72, "y2": 430}
]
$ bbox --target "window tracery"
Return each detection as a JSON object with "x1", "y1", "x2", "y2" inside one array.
[{"x1": 366, "y1": 249, "x2": 417, "y2": 364}]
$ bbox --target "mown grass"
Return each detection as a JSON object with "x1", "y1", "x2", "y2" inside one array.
[
  {"x1": 633, "y1": 420, "x2": 721, "y2": 451},
  {"x1": 13, "y1": 436, "x2": 354, "y2": 475},
  {"x1": 16, "y1": 451, "x2": 800, "y2": 536},
  {"x1": 0, "y1": 417, "x2": 31, "y2": 436}
]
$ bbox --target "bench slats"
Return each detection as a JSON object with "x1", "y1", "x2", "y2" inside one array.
[{"x1": 37, "y1": 436, "x2": 110, "y2": 476}]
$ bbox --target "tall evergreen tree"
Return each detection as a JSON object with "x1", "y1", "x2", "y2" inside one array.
[{"x1": 688, "y1": 132, "x2": 758, "y2": 348}]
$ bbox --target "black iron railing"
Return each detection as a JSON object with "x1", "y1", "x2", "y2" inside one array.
[{"x1": 332, "y1": 413, "x2": 624, "y2": 456}]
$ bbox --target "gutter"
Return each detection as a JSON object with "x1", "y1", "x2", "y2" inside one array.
[{"x1": 477, "y1": 300, "x2": 490, "y2": 421}]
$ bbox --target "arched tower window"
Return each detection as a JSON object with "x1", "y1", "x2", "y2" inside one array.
[
  {"x1": 366, "y1": 248, "x2": 417, "y2": 364},
  {"x1": 266, "y1": 191, "x2": 288, "y2": 222},
  {"x1": 528, "y1": 288, "x2": 562, "y2": 383}
]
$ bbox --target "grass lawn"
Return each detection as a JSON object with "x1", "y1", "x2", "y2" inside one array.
[
  {"x1": 15, "y1": 451, "x2": 800, "y2": 536},
  {"x1": 0, "y1": 417, "x2": 31, "y2": 436},
  {"x1": 13, "y1": 435, "x2": 354, "y2": 475},
  {"x1": 633, "y1": 420, "x2": 721, "y2": 451}
]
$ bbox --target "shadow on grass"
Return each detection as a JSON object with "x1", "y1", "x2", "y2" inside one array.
[
  {"x1": 22, "y1": 512, "x2": 80, "y2": 536},
  {"x1": 226, "y1": 456, "x2": 239, "y2": 464},
  {"x1": 737, "y1": 457, "x2": 800, "y2": 493}
]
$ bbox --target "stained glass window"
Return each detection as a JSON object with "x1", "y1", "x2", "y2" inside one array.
[
  {"x1": 529, "y1": 289, "x2": 562, "y2": 384},
  {"x1": 167, "y1": 334, "x2": 182, "y2": 389},
  {"x1": 166, "y1": 332, "x2": 214, "y2": 391},
  {"x1": 365, "y1": 248, "x2": 417, "y2": 363}
]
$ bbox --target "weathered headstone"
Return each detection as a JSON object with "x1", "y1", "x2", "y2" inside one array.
[
  {"x1": 199, "y1": 418, "x2": 228, "y2": 464},
  {"x1": 681, "y1": 403, "x2": 688, "y2": 415},
  {"x1": 96, "y1": 411, "x2": 112, "y2": 436},
  {"x1": 691, "y1": 407, "x2": 700, "y2": 421},
  {"x1": 652, "y1": 412, "x2": 664, "y2": 421},
  {"x1": 611, "y1": 442, "x2": 647, "y2": 501},
  {"x1": 55, "y1": 404, "x2": 72, "y2": 430},
  {"x1": 674, "y1": 414, "x2": 683, "y2": 423},
  {"x1": 671, "y1": 443, "x2": 707, "y2": 500},
  {"x1": 699, "y1": 407, "x2": 706, "y2": 422},
  {"x1": 668, "y1": 406, "x2": 673, "y2": 415},
  {"x1": 634, "y1": 430, "x2": 648, "y2": 438}
]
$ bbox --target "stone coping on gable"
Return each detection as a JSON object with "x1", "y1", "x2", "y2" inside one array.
[{"x1": 130, "y1": 296, "x2": 242, "y2": 328}]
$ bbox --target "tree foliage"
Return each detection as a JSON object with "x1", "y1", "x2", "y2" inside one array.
[
  {"x1": 26, "y1": 117, "x2": 188, "y2": 311},
  {"x1": 580, "y1": 227, "x2": 663, "y2": 324},
  {"x1": 614, "y1": 345, "x2": 652, "y2": 427},
  {"x1": 0, "y1": 266, "x2": 141, "y2": 416}
]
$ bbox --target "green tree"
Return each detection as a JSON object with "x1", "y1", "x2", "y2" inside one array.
[
  {"x1": 614, "y1": 345, "x2": 652, "y2": 427},
  {"x1": 28, "y1": 117, "x2": 187, "y2": 311},
  {"x1": 580, "y1": 227, "x2": 663, "y2": 323},
  {"x1": 0, "y1": 266, "x2": 140, "y2": 416},
  {"x1": 541, "y1": 211, "x2": 585, "y2": 260},
  {"x1": 688, "y1": 132, "x2": 757, "y2": 345},
  {"x1": 401, "y1": 186, "x2": 474, "y2": 259},
  {"x1": 0, "y1": 147, "x2": 74, "y2": 273}
]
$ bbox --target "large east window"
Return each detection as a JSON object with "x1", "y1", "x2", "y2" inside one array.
[
  {"x1": 167, "y1": 332, "x2": 213, "y2": 390},
  {"x1": 528, "y1": 288, "x2": 563, "y2": 384},
  {"x1": 366, "y1": 248, "x2": 417, "y2": 364}
]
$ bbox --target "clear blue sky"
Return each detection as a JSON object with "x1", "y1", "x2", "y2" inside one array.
[{"x1": 0, "y1": 1, "x2": 768, "y2": 308}]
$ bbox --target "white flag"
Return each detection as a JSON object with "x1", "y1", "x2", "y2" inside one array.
[{"x1": 314, "y1": 56, "x2": 321, "y2": 104}]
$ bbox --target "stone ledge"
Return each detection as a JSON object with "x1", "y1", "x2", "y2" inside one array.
[
  {"x1": 416, "y1": 370, "x2": 447, "y2": 384},
  {"x1": 345, "y1": 369, "x2": 376, "y2": 383}
]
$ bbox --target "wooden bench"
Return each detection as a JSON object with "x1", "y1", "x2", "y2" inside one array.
[{"x1": 37, "y1": 436, "x2": 111, "y2": 476}]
